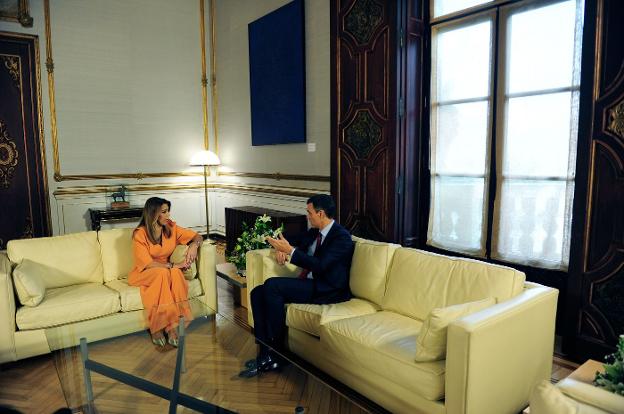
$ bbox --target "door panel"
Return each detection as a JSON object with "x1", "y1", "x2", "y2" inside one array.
[{"x1": 0, "y1": 33, "x2": 49, "y2": 249}]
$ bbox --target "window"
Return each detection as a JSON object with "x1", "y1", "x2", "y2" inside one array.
[{"x1": 427, "y1": 0, "x2": 584, "y2": 270}]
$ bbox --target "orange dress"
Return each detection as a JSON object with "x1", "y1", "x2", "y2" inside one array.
[{"x1": 129, "y1": 221, "x2": 198, "y2": 334}]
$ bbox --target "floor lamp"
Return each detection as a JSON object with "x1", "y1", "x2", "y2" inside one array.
[{"x1": 190, "y1": 150, "x2": 221, "y2": 241}]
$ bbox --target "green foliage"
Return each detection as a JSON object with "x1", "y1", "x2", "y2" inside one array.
[
  {"x1": 226, "y1": 214, "x2": 284, "y2": 272},
  {"x1": 594, "y1": 334, "x2": 624, "y2": 396}
]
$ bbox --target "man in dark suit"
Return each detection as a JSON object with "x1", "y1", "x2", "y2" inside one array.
[{"x1": 239, "y1": 194, "x2": 354, "y2": 378}]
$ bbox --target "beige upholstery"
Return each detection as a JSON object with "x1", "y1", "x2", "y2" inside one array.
[
  {"x1": 382, "y1": 248, "x2": 525, "y2": 321},
  {"x1": 98, "y1": 228, "x2": 135, "y2": 282},
  {"x1": 349, "y1": 237, "x2": 401, "y2": 306},
  {"x1": 247, "y1": 237, "x2": 558, "y2": 414},
  {"x1": 322, "y1": 311, "x2": 446, "y2": 401},
  {"x1": 0, "y1": 229, "x2": 218, "y2": 364},
  {"x1": 7, "y1": 231, "x2": 104, "y2": 288},
  {"x1": 415, "y1": 297, "x2": 496, "y2": 362},
  {"x1": 530, "y1": 378, "x2": 621, "y2": 414},
  {"x1": 16, "y1": 283, "x2": 121, "y2": 330},
  {"x1": 12, "y1": 260, "x2": 47, "y2": 306},
  {"x1": 286, "y1": 298, "x2": 380, "y2": 337}
]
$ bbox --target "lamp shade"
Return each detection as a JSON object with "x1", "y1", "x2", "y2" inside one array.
[{"x1": 190, "y1": 150, "x2": 221, "y2": 166}]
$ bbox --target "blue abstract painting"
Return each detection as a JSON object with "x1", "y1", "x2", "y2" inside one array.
[{"x1": 248, "y1": 0, "x2": 306, "y2": 146}]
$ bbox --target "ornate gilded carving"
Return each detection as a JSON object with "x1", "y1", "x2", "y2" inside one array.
[
  {"x1": 0, "y1": 121, "x2": 19, "y2": 189},
  {"x1": 344, "y1": 0, "x2": 383, "y2": 45},
  {"x1": 607, "y1": 99, "x2": 624, "y2": 139},
  {"x1": 21, "y1": 217, "x2": 33, "y2": 239},
  {"x1": 1, "y1": 55, "x2": 20, "y2": 89},
  {"x1": 345, "y1": 110, "x2": 382, "y2": 159}
]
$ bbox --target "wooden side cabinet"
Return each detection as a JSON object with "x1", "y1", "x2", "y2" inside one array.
[{"x1": 225, "y1": 206, "x2": 307, "y2": 255}]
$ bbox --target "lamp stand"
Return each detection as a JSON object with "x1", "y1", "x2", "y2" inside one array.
[{"x1": 203, "y1": 165, "x2": 211, "y2": 242}]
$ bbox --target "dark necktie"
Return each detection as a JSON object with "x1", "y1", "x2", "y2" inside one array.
[{"x1": 298, "y1": 232, "x2": 322, "y2": 279}]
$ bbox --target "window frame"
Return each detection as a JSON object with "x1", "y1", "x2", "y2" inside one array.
[{"x1": 424, "y1": 0, "x2": 584, "y2": 270}]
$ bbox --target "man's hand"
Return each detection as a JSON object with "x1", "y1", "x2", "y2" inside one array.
[
  {"x1": 266, "y1": 234, "x2": 293, "y2": 255},
  {"x1": 275, "y1": 251, "x2": 288, "y2": 265}
]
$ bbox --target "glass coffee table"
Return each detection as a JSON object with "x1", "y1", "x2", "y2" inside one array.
[{"x1": 45, "y1": 298, "x2": 372, "y2": 413}]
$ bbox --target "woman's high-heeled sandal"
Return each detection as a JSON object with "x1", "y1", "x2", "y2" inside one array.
[
  {"x1": 151, "y1": 336, "x2": 166, "y2": 347},
  {"x1": 168, "y1": 336, "x2": 179, "y2": 347}
]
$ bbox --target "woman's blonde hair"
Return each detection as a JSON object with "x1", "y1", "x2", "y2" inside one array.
[{"x1": 137, "y1": 197, "x2": 172, "y2": 244}]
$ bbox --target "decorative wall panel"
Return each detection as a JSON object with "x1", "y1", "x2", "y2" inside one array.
[
  {"x1": 332, "y1": 0, "x2": 397, "y2": 242},
  {"x1": 0, "y1": 33, "x2": 49, "y2": 250},
  {"x1": 567, "y1": 0, "x2": 624, "y2": 361}
]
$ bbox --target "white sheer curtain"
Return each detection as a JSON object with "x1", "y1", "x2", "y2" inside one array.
[
  {"x1": 492, "y1": 0, "x2": 583, "y2": 269},
  {"x1": 428, "y1": 19, "x2": 493, "y2": 256},
  {"x1": 428, "y1": 0, "x2": 584, "y2": 270}
]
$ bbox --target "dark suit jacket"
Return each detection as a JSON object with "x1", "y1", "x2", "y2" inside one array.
[{"x1": 289, "y1": 222, "x2": 354, "y2": 303}]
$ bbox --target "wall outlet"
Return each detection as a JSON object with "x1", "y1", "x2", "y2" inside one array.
[{"x1": 307, "y1": 143, "x2": 316, "y2": 152}]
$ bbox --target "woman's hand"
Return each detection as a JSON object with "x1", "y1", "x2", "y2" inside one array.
[
  {"x1": 185, "y1": 243, "x2": 199, "y2": 265},
  {"x1": 173, "y1": 261, "x2": 190, "y2": 270}
]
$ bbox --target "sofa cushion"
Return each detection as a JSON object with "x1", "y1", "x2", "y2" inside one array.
[
  {"x1": 12, "y1": 260, "x2": 47, "y2": 306},
  {"x1": 349, "y1": 237, "x2": 400, "y2": 306},
  {"x1": 98, "y1": 228, "x2": 134, "y2": 282},
  {"x1": 170, "y1": 245, "x2": 198, "y2": 280},
  {"x1": 8, "y1": 231, "x2": 104, "y2": 288},
  {"x1": 105, "y1": 277, "x2": 203, "y2": 312},
  {"x1": 415, "y1": 297, "x2": 496, "y2": 362},
  {"x1": 286, "y1": 298, "x2": 380, "y2": 337},
  {"x1": 15, "y1": 283, "x2": 121, "y2": 330},
  {"x1": 557, "y1": 377, "x2": 624, "y2": 414},
  {"x1": 529, "y1": 380, "x2": 578, "y2": 414},
  {"x1": 382, "y1": 248, "x2": 525, "y2": 320},
  {"x1": 321, "y1": 311, "x2": 446, "y2": 401}
]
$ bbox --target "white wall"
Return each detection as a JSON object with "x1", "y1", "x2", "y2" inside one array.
[
  {"x1": 0, "y1": 0, "x2": 330, "y2": 236},
  {"x1": 215, "y1": 0, "x2": 331, "y2": 176}
]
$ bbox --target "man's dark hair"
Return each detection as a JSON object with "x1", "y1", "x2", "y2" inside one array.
[{"x1": 307, "y1": 194, "x2": 336, "y2": 219}]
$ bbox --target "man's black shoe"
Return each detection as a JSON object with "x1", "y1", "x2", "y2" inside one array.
[
  {"x1": 238, "y1": 354, "x2": 287, "y2": 378},
  {"x1": 243, "y1": 351, "x2": 273, "y2": 369}
]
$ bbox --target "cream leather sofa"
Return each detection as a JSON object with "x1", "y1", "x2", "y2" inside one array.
[
  {"x1": 0, "y1": 228, "x2": 217, "y2": 364},
  {"x1": 529, "y1": 377, "x2": 624, "y2": 414},
  {"x1": 246, "y1": 237, "x2": 559, "y2": 414}
]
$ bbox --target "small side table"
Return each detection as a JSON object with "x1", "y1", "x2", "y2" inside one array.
[
  {"x1": 216, "y1": 262, "x2": 248, "y2": 308},
  {"x1": 89, "y1": 207, "x2": 143, "y2": 231}
]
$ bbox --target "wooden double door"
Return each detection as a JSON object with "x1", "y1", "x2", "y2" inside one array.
[
  {"x1": 331, "y1": 0, "x2": 424, "y2": 246},
  {"x1": 0, "y1": 33, "x2": 50, "y2": 249}
]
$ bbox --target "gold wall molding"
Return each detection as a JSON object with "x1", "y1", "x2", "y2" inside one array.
[
  {"x1": 42, "y1": 0, "x2": 208, "y2": 182},
  {"x1": 218, "y1": 171, "x2": 330, "y2": 182},
  {"x1": 53, "y1": 181, "x2": 326, "y2": 198},
  {"x1": 209, "y1": 0, "x2": 219, "y2": 155}
]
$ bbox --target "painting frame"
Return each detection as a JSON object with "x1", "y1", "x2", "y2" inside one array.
[{"x1": 0, "y1": 0, "x2": 33, "y2": 27}]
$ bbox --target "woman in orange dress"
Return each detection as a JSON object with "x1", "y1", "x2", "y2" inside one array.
[{"x1": 129, "y1": 197, "x2": 203, "y2": 347}]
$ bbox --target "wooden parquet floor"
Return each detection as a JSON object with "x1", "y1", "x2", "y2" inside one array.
[{"x1": 0, "y1": 245, "x2": 580, "y2": 413}]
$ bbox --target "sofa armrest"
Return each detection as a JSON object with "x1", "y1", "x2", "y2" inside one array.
[
  {"x1": 445, "y1": 284, "x2": 558, "y2": 414},
  {"x1": 0, "y1": 252, "x2": 17, "y2": 363},
  {"x1": 245, "y1": 248, "x2": 301, "y2": 326},
  {"x1": 196, "y1": 243, "x2": 218, "y2": 314}
]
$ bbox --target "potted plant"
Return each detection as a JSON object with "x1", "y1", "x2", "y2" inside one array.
[
  {"x1": 595, "y1": 334, "x2": 624, "y2": 396},
  {"x1": 226, "y1": 214, "x2": 284, "y2": 276}
]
